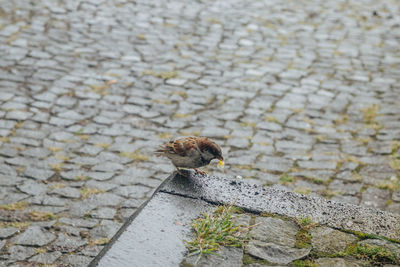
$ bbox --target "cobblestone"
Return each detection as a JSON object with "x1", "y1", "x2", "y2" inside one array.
[{"x1": 0, "y1": 0, "x2": 400, "y2": 264}]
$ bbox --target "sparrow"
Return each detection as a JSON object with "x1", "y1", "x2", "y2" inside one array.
[{"x1": 156, "y1": 136, "x2": 224, "y2": 176}]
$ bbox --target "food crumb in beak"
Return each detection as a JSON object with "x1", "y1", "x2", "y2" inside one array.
[{"x1": 218, "y1": 160, "x2": 224, "y2": 168}]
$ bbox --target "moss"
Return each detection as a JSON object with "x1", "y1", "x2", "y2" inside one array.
[
  {"x1": 0, "y1": 202, "x2": 28, "y2": 211},
  {"x1": 0, "y1": 221, "x2": 30, "y2": 229},
  {"x1": 90, "y1": 237, "x2": 110, "y2": 246},
  {"x1": 360, "y1": 104, "x2": 380, "y2": 124},
  {"x1": 29, "y1": 211, "x2": 57, "y2": 221},
  {"x1": 95, "y1": 143, "x2": 110, "y2": 149},
  {"x1": 280, "y1": 174, "x2": 295, "y2": 184},
  {"x1": 80, "y1": 188, "x2": 104, "y2": 199},
  {"x1": 141, "y1": 70, "x2": 178, "y2": 79},
  {"x1": 264, "y1": 116, "x2": 279, "y2": 123},
  {"x1": 242, "y1": 254, "x2": 270, "y2": 265},
  {"x1": 157, "y1": 132, "x2": 173, "y2": 139},
  {"x1": 120, "y1": 151, "x2": 149, "y2": 161},
  {"x1": 294, "y1": 186, "x2": 312, "y2": 195},
  {"x1": 341, "y1": 229, "x2": 400, "y2": 244},
  {"x1": 345, "y1": 243, "x2": 399, "y2": 264},
  {"x1": 49, "y1": 163, "x2": 64, "y2": 172},
  {"x1": 173, "y1": 113, "x2": 191, "y2": 119},
  {"x1": 389, "y1": 159, "x2": 400, "y2": 170},
  {"x1": 35, "y1": 247, "x2": 47, "y2": 254},
  {"x1": 295, "y1": 229, "x2": 312, "y2": 249},
  {"x1": 292, "y1": 259, "x2": 318, "y2": 267}
]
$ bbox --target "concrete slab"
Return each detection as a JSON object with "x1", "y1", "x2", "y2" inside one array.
[{"x1": 91, "y1": 191, "x2": 213, "y2": 267}]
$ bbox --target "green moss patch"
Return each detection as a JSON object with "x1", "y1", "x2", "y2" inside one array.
[{"x1": 345, "y1": 243, "x2": 399, "y2": 265}]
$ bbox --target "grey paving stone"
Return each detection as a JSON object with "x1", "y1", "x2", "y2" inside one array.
[
  {"x1": 360, "y1": 187, "x2": 391, "y2": 210},
  {"x1": 24, "y1": 167, "x2": 54, "y2": 180},
  {"x1": 0, "y1": 227, "x2": 19, "y2": 238},
  {"x1": 249, "y1": 217, "x2": 298, "y2": 247},
  {"x1": 315, "y1": 258, "x2": 365, "y2": 267},
  {"x1": 246, "y1": 240, "x2": 310, "y2": 265},
  {"x1": 17, "y1": 180, "x2": 48, "y2": 196},
  {"x1": 51, "y1": 187, "x2": 81, "y2": 199},
  {"x1": 60, "y1": 254, "x2": 92, "y2": 267},
  {"x1": 89, "y1": 219, "x2": 122, "y2": 239},
  {"x1": 50, "y1": 233, "x2": 88, "y2": 253},
  {"x1": 184, "y1": 246, "x2": 243, "y2": 267},
  {"x1": 8, "y1": 245, "x2": 36, "y2": 261},
  {"x1": 310, "y1": 226, "x2": 357, "y2": 254},
  {"x1": 29, "y1": 251, "x2": 62, "y2": 264},
  {"x1": 16, "y1": 226, "x2": 56, "y2": 246},
  {"x1": 90, "y1": 207, "x2": 116, "y2": 219}
]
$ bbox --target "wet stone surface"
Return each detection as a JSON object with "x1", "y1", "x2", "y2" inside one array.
[{"x1": 1, "y1": 0, "x2": 400, "y2": 265}]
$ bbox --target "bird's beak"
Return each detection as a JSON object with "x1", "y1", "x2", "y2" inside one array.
[{"x1": 216, "y1": 156, "x2": 224, "y2": 168}]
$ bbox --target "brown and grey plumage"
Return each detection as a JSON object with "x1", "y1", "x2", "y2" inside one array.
[{"x1": 156, "y1": 136, "x2": 224, "y2": 176}]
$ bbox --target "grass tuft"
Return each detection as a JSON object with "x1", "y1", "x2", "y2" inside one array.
[{"x1": 185, "y1": 205, "x2": 245, "y2": 259}]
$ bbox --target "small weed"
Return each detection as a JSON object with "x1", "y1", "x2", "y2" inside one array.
[
  {"x1": 294, "y1": 186, "x2": 312, "y2": 195},
  {"x1": 75, "y1": 175, "x2": 91, "y2": 181},
  {"x1": 334, "y1": 115, "x2": 349, "y2": 125},
  {"x1": 295, "y1": 229, "x2": 312, "y2": 249},
  {"x1": 185, "y1": 205, "x2": 245, "y2": 260},
  {"x1": 0, "y1": 137, "x2": 10, "y2": 143},
  {"x1": 280, "y1": 175, "x2": 295, "y2": 184},
  {"x1": 120, "y1": 151, "x2": 149, "y2": 161},
  {"x1": 315, "y1": 135, "x2": 327, "y2": 142},
  {"x1": 390, "y1": 159, "x2": 400, "y2": 170},
  {"x1": 264, "y1": 116, "x2": 279, "y2": 123},
  {"x1": 29, "y1": 211, "x2": 57, "y2": 221},
  {"x1": 360, "y1": 104, "x2": 380, "y2": 124},
  {"x1": 173, "y1": 113, "x2": 191, "y2": 119},
  {"x1": 35, "y1": 247, "x2": 47, "y2": 254},
  {"x1": 90, "y1": 237, "x2": 110, "y2": 246},
  {"x1": 157, "y1": 132, "x2": 173, "y2": 139},
  {"x1": 392, "y1": 141, "x2": 400, "y2": 154},
  {"x1": 241, "y1": 121, "x2": 257, "y2": 127},
  {"x1": 73, "y1": 128, "x2": 84, "y2": 135},
  {"x1": 49, "y1": 163, "x2": 64, "y2": 172},
  {"x1": 0, "y1": 221, "x2": 30, "y2": 229},
  {"x1": 296, "y1": 216, "x2": 318, "y2": 230},
  {"x1": 0, "y1": 202, "x2": 28, "y2": 211},
  {"x1": 48, "y1": 147, "x2": 62, "y2": 152},
  {"x1": 170, "y1": 90, "x2": 187, "y2": 98},
  {"x1": 95, "y1": 143, "x2": 110, "y2": 149},
  {"x1": 141, "y1": 70, "x2": 178, "y2": 79},
  {"x1": 80, "y1": 188, "x2": 104, "y2": 199},
  {"x1": 377, "y1": 178, "x2": 399, "y2": 191},
  {"x1": 242, "y1": 254, "x2": 270, "y2": 265}
]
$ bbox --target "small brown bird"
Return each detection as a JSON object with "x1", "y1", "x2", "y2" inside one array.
[{"x1": 156, "y1": 136, "x2": 224, "y2": 176}]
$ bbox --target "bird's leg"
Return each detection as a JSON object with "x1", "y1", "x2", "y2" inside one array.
[
  {"x1": 175, "y1": 166, "x2": 188, "y2": 177},
  {"x1": 194, "y1": 168, "x2": 207, "y2": 175}
]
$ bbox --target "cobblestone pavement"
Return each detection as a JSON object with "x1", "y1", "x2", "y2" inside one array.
[{"x1": 0, "y1": 0, "x2": 399, "y2": 265}]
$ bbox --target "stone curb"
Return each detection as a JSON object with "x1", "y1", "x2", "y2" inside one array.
[
  {"x1": 90, "y1": 172, "x2": 400, "y2": 266},
  {"x1": 161, "y1": 173, "x2": 400, "y2": 240}
]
